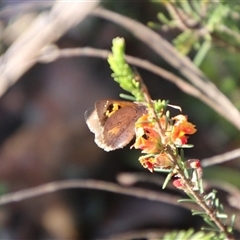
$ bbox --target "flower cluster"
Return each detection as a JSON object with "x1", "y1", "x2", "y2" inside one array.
[{"x1": 132, "y1": 111, "x2": 196, "y2": 173}]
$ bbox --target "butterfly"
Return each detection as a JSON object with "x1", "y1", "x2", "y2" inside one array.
[{"x1": 85, "y1": 99, "x2": 146, "y2": 151}]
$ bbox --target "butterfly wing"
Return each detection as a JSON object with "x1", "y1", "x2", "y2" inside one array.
[
  {"x1": 85, "y1": 100, "x2": 146, "y2": 151},
  {"x1": 102, "y1": 105, "x2": 146, "y2": 150},
  {"x1": 84, "y1": 108, "x2": 106, "y2": 149}
]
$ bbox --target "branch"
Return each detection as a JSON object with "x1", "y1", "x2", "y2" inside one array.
[
  {"x1": 0, "y1": 2, "x2": 52, "y2": 18},
  {"x1": 0, "y1": 1, "x2": 99, "y2": 97},
  {"x1": 201, "y1": 148, "x2": 240, "y2": 167},
  {"x1": 37, "y1": 47, "x2": 203, "y2": 99},
  {"x1": 0, "y1": 179, "x2": 197, "y2": 211}
]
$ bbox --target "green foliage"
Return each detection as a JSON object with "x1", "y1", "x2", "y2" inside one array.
[
  {"x1": 162, "y1": 229, "x2": 217, "y2": 240},
  {"x1": 107, "y1": 37, "x2": 145, "y2": 102},
  {"x1": 150, "y1": 1, "x2": 240, "y2": 67}
]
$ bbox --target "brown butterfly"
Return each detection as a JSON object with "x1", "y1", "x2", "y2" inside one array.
[{"x1": 85, "y1": 99, "x2": 147, "y2": 151}]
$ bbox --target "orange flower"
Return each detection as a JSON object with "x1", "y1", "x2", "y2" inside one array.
[
  {"x1": 139, "y1": 152, "x2": 172, "y2": 172},
  {"x1": 133, "y1": 112, "x2": 197, "y2": 172},
  {"x1": 135, "y1": 114, "x2": 153, "y2": 128},
  {"x1": 133, "y1": 115, "x2": 162, "y2": 153},
  {"x1": 171, "y1": 115, "x2": 196, "y2": 145},
  {"x1": 133, "y1": 127, "x2": 162, "y2": 153}
]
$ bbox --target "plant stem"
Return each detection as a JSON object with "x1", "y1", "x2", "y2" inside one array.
[{"x1": 168, "y1": 150, "x2": 235, "y2": 240}]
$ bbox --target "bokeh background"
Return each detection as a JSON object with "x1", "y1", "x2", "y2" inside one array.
[{"x1": 0, "y1": 1, "x2": 239, "y2": 239}]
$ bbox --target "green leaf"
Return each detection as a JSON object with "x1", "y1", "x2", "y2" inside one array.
[
  {"x1": 178, "y1": 198, "x2": 196, "y2": 203},
  {"x1": 192, "y1": 210, "x2": 207, "y2": 216},
  {"x1": 177, "y1": 144, "x2": 194, "y2": 148},
  {"x1": 204, "y1": 190, "x2": 217, "y2": 201},
  {"x1": 157, "y1": 12, "x2": 171, "y2": 25},
  {"x1": 147, "y1": 21, "x2": 162, "y2": 30},
  {"x1": 216, "y1": 213, "x2": 228, "y2": 219},
  {"x1": 173, "y1": 30, "x2": 198, "y2": 55},
  {"x1": 203, "y1": 217, "x2": 218, "y2": 230},
  {"x1": 119, "y1": 93, "x2": 136, "y2": 101},
  {"x1": 154, "y1": 168, "x2": 171, "y2": 173},
  {"x1": 230, "y1": 215, "x2": 235, "y2": 229},
  {"x1": 162, "y1": 171, "x2": 174, "y2": 189},
  {"x1": 193, "y1": 40, "x2": 212, "y2": 67}
]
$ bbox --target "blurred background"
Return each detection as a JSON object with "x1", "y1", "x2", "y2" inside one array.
[{"x1": 0, "y1": 1, "x2": 239, "y2": 239}]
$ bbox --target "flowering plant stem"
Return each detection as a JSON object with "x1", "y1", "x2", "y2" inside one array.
[
  {"x1": 170, "y1": 156, "x2": 233, "y2": 239},
  {"x1": 107, "y1": 37, "x2": 235, "y2": 240}
]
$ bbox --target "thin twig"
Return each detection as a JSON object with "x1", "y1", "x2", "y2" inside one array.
[
  {"x1": 217, "y1": 25, "x2": 240, "y2": 44},
  {"x1": 0, "y1": 179, "x2": 197, "y2": 211},
  {"x1": 166, "y1": 2, "x2": 200, "y2": 30},
  {"x1": 164, "y1": 2, "x2": 188, "y2": 31},
  {"x1": 201, "y1": 148, "x2": 240, "y2": 167},
  {"x1": 117, "y1": 172, "x2": 165, "y2": 188}
]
